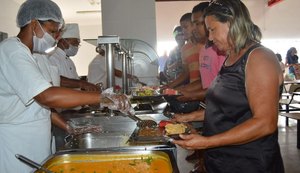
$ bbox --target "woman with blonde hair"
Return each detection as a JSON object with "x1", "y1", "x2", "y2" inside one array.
[{"x1": 173, "y1": 0, "x2": 284, "y2": 172}]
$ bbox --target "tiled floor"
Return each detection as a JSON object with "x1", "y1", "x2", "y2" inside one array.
[
  {"x1": 177, "y1": 116, "x2": 300, "y2": 173},
  {"x1": 176, "y1": 146, "x2": 194, "y2": 173},
  {"x1": 278, "y1": 117, "x2": 300, "y2": 173}
]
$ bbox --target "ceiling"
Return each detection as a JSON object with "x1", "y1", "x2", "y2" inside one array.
[
  {"x1": 53, "y1": 0, "x2": 102, "y2": 25},
  {"x1": 13, "y1": 0, "x2": 102, "y2": 26},
  {"x1": 12, "y1": 0, "x2": 207, "y2": 26}
]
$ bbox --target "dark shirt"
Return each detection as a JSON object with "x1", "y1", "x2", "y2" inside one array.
[
  {"x1": 203, "y1": 44, "x2": 284, "y2": 173},
  {"x1": 164, "y1": 46, "x2": 183, "y2": 82},
  {"x1": 286, "y1": 54, "x2": 298, "y2": 65}
]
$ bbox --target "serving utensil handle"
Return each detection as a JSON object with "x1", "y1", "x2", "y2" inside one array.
[
  {"x1": 15, "y1": 154, "x2": 53, "y2": 173},
  {"x1": 126, "y1": 110, "x2": 142, "y2": 122}
]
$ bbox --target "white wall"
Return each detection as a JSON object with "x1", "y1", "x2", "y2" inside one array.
[
  {"x1": 243, "y1": 0, "x2": 300, "y2": 39},
  {"x1": 0, "y1": 0, "x2": 21, "y2": 37},
  {"x1": 243, "y1": 0, "x2": 300, "y2": 59},
  {"x1": 102, "y1": 0, "x2": 157, "y2": 49},
  {"x1": 101, "y1": 0, "x2": 159, "y2": 85}
]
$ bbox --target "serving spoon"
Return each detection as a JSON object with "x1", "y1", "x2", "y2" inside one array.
[{"x1": 15, "y1": 154, "x2": 53, "y2": 173}]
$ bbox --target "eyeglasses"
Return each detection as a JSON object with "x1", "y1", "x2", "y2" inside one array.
[{"x1": 209, "y1": 0, "x2": 232, "y2": 15}]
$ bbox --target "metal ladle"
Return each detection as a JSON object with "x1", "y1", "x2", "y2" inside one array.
[
  {"x1": 15, "y1": 154, "x2": 53, "y2": 173},
  {"x1": 103, "y1": 95, "x2": 157, "y2": 128},
  {"x1": 126, "y1": 111, "x2": 157, "y2": 128}
]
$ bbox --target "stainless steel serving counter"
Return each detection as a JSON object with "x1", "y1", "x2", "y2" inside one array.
[
  {"x1": 50, "y1": 111, "x2": 183, "y2": 173},
  {"x1": 59, "y1": 112, "x2": 172, "y2": 150},
  {"x1": 64, "y1": 112, "x2": 169, "y2": 132}
]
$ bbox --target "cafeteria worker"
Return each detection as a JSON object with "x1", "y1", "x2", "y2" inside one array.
[{"x1": 0, "y1": 0, "x2": 131, "y2": 172}]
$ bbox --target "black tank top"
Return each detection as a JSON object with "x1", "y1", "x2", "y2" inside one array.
[{"x1": 203, "y1": 44, "x2": 284, "y2": 173}]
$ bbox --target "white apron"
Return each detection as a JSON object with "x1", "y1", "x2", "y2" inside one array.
[{"x1": 0, "y1": 118, "x2": 51, "y2": 173}]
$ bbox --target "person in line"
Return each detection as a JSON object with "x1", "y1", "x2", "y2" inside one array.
[
  {"x1": 166, "y1": 13, "x2": 201, "y2": 88},
  {"x1": 158, "y1": 51, "x2": 169, "y2": 84},
  {"x1": 164, "y1": 13, "x2": 205, "y2": 114},
  {"x1": 0, "y1": 0, "x2": 131, "y2": 172},
  {"x1": 164, "y1": 26, "x2": 185, "y2": 84},
  {"x1": 285, "y1": 47, "x2": 298, "y2": 77},
  {"x1": 276, "y1": 53, "x2": 285, "y2": 74},
  {"x1": 176, "y1": 2, "x2": 225, "y2": 103},
  {"x1": 173, "y1": 0, "x2": 284, "y2": 172},
  {"x1": 172, "y1": 3, "x2": 225, "y2": 172}
]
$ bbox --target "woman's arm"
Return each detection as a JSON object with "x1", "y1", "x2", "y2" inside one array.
[
  {"x1": 166, "y1": 64, "x2": 190, "y2": 88},
  {"x1": 172, "y1": 109, "x2": 205, "y2": 123}
]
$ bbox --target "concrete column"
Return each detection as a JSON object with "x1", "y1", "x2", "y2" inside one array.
[
  {"x1": 101, "y1": 0, "x2": 157, "y2": 48},
  {"x1": 101, "y1": 0, "x2": 159, "y2": 85}
]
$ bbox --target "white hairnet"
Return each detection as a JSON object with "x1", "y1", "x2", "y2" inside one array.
[{"x1": 17, "y1": 0, "x2": 63, "y2": 28}]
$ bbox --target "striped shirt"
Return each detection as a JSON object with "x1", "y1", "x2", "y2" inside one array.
[{"x1": 181, "y1": 42, "x2": 202, "y2": 83}]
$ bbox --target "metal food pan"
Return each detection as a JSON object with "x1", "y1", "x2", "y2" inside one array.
[
  {"x1": 65, "y1": 132, "x2": 131, "y2": 149},
  {"x1": 35, "y1": 149, "x2": 179, "y2": 173},
  {"x1": 67, "y1": 116, "x2": 137, "y2": 133}
]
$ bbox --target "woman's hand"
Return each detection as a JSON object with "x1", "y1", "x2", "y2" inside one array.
[
  {"x1": 171, "y1": 113, "x2": 194, "y2": 123},
  {"x1": 160, "y1": 84, "x2": 170, "y2": 90},
  {"x1": 172, "y1": 134, "x2": 208, "y2": 150},
  {"x1": 171, "y1": 109, "x2": 205, "y2": 123}
]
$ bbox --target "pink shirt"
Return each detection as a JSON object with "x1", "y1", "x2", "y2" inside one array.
[{"x1": 199, "y1": 46, "x2": 226, "y2": 89}]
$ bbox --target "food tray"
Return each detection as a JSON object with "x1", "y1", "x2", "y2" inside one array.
[
  {"x1": 129, "y1": 127, "x2": 167, "y2": 144},
  {"x1": 131, "y1": 94, "x2": 166, "y2": 100}
]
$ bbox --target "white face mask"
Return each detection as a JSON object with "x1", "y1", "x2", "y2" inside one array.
[
  {"x1": 33, "y1": 21, "x2": 56, "y2": 53},
  {"x1": 65, "y1": 44, "x2": 79, "y2": 57}
]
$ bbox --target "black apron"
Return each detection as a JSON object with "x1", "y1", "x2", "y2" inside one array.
[{"x1": 203, "y1": 44, "x2": 284, "y2": 173}]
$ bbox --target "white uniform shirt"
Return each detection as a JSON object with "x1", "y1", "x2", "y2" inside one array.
[
  {"x1": 0, "y1": 38, "x2": 52, "y2": 123},
  {"x1": 87, "y1": 54, "x2": 107, "y2": 87},
  {"x1": 0, "y1": 37, "x2": 52, "y2": 172},
  {"x1": 35, "y1": 54, "x2": 60, "y2": 86},
  {"x1": 49, "y1": 47, "x2": 79, "y2": 80},
  {"x1": 87, "y1": 54, "x2": 122, "y2": 89}
]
